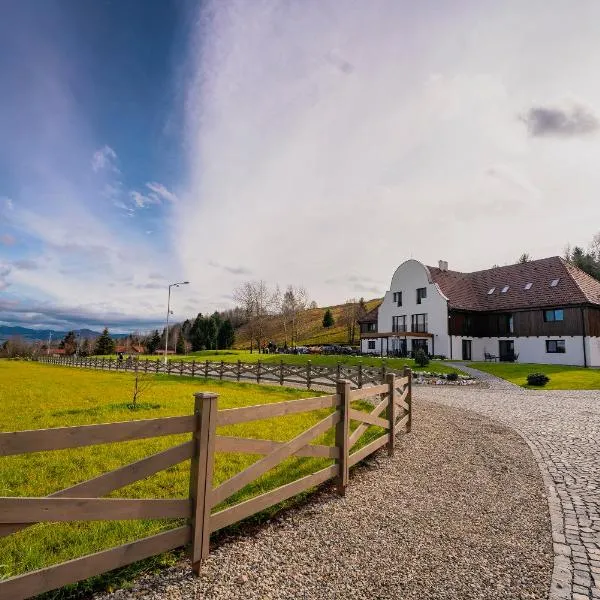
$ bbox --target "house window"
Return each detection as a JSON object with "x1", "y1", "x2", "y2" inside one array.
[
  {"x1": 524, "y1": 283, "x2": 532, "y2": 290},
  {"x1": 463, "y1": 315, "x2": 472, "y2": 335},
  {"x1": 550, "y1": 279, "x2": 560, "y2": 287},
  {"x1": 392, "y1": 291, "x2": 402, "y2": 307},
  {"x1": 392, "y1": 315, "x2": 407, "y2": 333},
  {"x1": 487, "y1": 287, "x2": 495, "y2": 295},
  {"x1": 416, "y1": 287, "x2": 427, "y2": 304},
  {"x1": 367, "y1": 340, "x2": 376, "y2": 350},
  {"x1": 501, "y1": 285, "x2": 509, "y2": 293},
  {"x1": 367, "y1": 322, "x2": 377, "y2": 332},
  {"x1": 411, "y1": 313, "x2": 427, "y2": 333},
  {"x1": 543, "y1": 309, "x2": 564, "y2": 322},
  {"x1": 546, "y1": 340, "x2": 566, "y2": 353}
]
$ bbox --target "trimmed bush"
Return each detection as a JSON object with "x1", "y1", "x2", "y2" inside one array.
[
  {"x1": 527, "y1": 373, "x2": 550, "y2": 387},
  {"x1": 414, "y1": 348, "x2": 430, "y2": 368},
  {"x1": 446, "y1": 372, "x2": 458, "y2": 381}
]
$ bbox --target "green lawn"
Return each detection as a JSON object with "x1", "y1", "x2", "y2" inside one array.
[
  {"x1": 96, "y1": 349, "x2": 462, "y2": 375},
  {"x1": 0, "y1": 361, "x2": 384, "y2": 587},
  {"x1": 468, "y1": 361, "x2": 600, "y2": 389}
]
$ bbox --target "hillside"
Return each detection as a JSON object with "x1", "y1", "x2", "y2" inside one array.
[
  {"x1": 234, "y1": 298, "x2": 382, "y2": 349},
  {"x1": 0, "y1": 325, "x2": 128, "y2": 344}
]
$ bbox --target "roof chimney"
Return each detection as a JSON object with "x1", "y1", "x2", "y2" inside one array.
[{"x1": 438, "y1": 260, "x2": 448, "y2": 272}]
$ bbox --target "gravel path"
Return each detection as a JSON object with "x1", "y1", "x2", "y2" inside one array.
[
  {"x1": 419, "y1": 371, "x2": 600, "y2": 600},
  {"x1": 97, "y1": 400, "x2": 552, "y2": 600}
]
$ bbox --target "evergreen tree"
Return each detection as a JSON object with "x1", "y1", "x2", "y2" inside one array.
[
  {"x1": 146, "y1": 330, "x2": 161, "y2": 354},
  {"x1": 59, "y1": 331, "x2": 77, "y2": 355},
  {"x1": 191, "y1": 313, "x2": 206, "y2": 351},
  {"x1": 206, "y1": 315, "x2": 218, "y2": 350},
  {"x1": 80, "y1": 338, "x2": 91, "y2": 357},
  {"x1": 217, "y1": 320, "x2": 235, "y2": 349},
  {"x1": 176, "y1": 334, "x2": 185, "y2": 355},
  {"x1": 518, "y1": 253, "x2": 530, "y2": 263},
  {"x1": 322, "y1": 309, "x2": 334, "y2": 328},
  {"x1": 94, "y1": 328, "x2": 116, "y2": 355}
]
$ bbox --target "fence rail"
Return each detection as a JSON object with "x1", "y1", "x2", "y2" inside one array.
[
  {"x1": 0, "y1": 371, "x2": 411, "y2": 600},
  {"x1": 35, "y1": 355, "x2": 392, "y2": 390}
]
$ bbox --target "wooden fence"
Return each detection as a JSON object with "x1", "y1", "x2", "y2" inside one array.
[
  {"x1": 36, "y1": 355, "x2": 389, "y2": 389},
  {"x1": 0, "y1": 371, "x2": 412, "y2": 599}
]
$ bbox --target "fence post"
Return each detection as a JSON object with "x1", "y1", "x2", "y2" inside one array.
[
  {"x1": 257, "y1": 360, "x2": 261, "y2": 384},
  {"x1": 180, "y1": 360, "x2": 184, "y2": 376},
  {"x1": 189, "y1": 391, "x2": 218, "y2": 575},
  {"x1": 358, "y1": 363, "x2": 363, "y2": 388},
  {"x1": 220, "y1": 360, "x2": 224, "y2": 380},
  {"x1": 403, "y1": 366, "x2": 412, "y2": 433},
  {"x1": 306, "y1": 360, "x2": 312, "y2": 390},
  {"x1": 279, "y1": 360, "x2": 284, "y2": 385},
  {"x1": 336, "y1": 362, "x2": 341, "y2": 381},
  {"x1": 335, "y1": 379, "x2": 350, "y2": 495},
  {"x1": 237, "y1": 360, "x2": 241, "y2": 382},
  {"x1": 204, "y1": 360, "x2": 209, "y2": 379},
  {"x1": 381, "y1": 361, "x2": 387, "y2": 384},
  {"x1": 191, "y1": 360, "x2": 196, "y2": 377},
  {"x1": 386, "y1": 373, "x2": 396, "y2": 456}
]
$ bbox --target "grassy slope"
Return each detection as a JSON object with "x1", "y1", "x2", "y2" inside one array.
[
  {"x1": 234, "y1": 298, "x2": 382, "y2": 348},
  {"x1": 93, "y1": 350, "x2": 462, "y2": 375},
  {"x1": 468, "y1": 361, "x2": 600, "y2": 389},
  {"x1": 0, "y1": 361, "x2": 384, "y2": 581}
]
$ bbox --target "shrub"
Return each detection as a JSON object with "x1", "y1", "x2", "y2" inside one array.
[
  {"x1": 414, "y1": 348, "x2": 429, "y2": 367},
  {"x1": 446, "y1": 372, "x2": 458, "y2": 381},
  {"x1": 527, "y1": 373, "x2": 550, "y2": 387}
]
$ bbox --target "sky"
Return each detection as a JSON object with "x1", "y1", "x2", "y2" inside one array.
[{"x1": 1, "y1": 0, "x2": 600, "y2": 332}]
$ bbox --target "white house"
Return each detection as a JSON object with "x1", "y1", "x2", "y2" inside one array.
[{"x1": 359, "y1": 257, "x2": 600, "y2": 367}]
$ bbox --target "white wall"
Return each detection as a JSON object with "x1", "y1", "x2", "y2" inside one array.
[
  {"x1": 452, "y1": 335, "x2": 590, "y2": 366},
  {"x1": 585, "y1": 337, "x2": 600, "y2": 367},
  {"x1": 377, "y1": 259, "x2": 450, "y2": 357}
]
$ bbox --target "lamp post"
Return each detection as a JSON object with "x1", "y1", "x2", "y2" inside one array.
[{"x1": 164, "y1": 281, "x2": 189, "y2": 364}]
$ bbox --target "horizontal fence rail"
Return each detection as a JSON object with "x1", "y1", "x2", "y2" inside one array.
[
  {"x1": 34, "y1": 355, "x2": 396, "y2": 390},
  {"x1": 0, "y1": 370, "x2": 412, "y2": 600}
]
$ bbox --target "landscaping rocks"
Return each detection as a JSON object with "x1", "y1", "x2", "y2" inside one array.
[{"x1": 96, "y1": 400, "x2": 551, "y2": 600}]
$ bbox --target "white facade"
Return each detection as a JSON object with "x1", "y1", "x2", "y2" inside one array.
[
  {"x1": 361, "y1": 259, "x2": 600, "y2": 367},
  {"x1": 361, "y1": 259, "x2": 451, "y2": 357}
]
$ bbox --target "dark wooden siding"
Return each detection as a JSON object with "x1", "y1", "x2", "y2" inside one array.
[
  {"x1": 450, "y1": 307, "x2": 586, "y2": 337},
  {"x1": 584, "y1": 307, "x2": 600, "y2": 336}
]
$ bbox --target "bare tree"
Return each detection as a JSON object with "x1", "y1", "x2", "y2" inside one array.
[
  {"x1": 130, "y1": 372, "x2": 156, "y2": 410},
  {"x1": 280, "y1": 285, "x2": 308, "y2": 348},
  {"x1": 341, "y1": 299, "x2": 361, "y2": 345},
  {"x1": 234, "y1": 280, "x2": 279, "y2": 352}
]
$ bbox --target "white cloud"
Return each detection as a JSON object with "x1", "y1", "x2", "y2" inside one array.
[
  {"x1": 91, "y1": 145, "x2": 118, "y2": 172},
  {"x1": 176, "y1": 0, "x2": 600, "y2": 307},
  {"x1": 146, "y1": 182, "x2": 178, "y2": 203}
]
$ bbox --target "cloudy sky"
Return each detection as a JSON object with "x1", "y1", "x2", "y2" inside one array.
[{"x1": 1, "y1": 0, "x2": 600, "y2": 331}]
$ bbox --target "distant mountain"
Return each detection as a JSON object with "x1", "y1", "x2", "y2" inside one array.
[{"x1": 0, "y1": 325, "x2": 129, "y2": 343}]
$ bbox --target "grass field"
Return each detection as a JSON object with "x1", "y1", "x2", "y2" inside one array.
[
  {"x1": 0, "y1": 360, "x2": 384, "y2": 589},
  {"x1": 98, "y1": 349, "x2": 462, "y2": 375},
  {"x1": 468, "y1": 361, "x2": 600, "y2": 389}
]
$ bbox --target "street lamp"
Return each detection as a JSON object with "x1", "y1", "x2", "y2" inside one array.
[{"x1": 164, "y1": 281, "x2": 189, "y2": 364}]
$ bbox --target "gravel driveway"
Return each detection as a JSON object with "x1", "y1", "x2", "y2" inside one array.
[
  {"x1": 424, "y1": 366, "x2": 600, "y2": 600},
  {"x1": 97, "y1": 400, "x2": 551, "y2": 600}
]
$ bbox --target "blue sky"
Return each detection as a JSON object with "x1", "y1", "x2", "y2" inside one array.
[{"x1": 2, "y1": 0, "x2": 600, "y2": 332}]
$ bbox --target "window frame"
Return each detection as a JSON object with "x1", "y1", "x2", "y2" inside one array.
[
  {"x1": 392, "y1": 315, "x2": 407, "y2": 333},
  {"x1": 392, "y1": 291, "x2": 403, "y2": 307},
  {"x1": 543, "y1": 308, "x2": 564, "y2": 322},
  {"x1": 416, "y1": 287, "x2": 427, "y2": 304},
  {"x1": 546, "y1": 339, "x2": 566, "y2": 354},
  {"x1": 367, "y1": 340, "x2": 376, "y2": 350},
  {"x1": 411, "y1": 313, "x2": 428, "y2": 333}
]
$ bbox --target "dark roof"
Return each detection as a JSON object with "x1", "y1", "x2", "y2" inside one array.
[
  {"x1": 357, "y1": 304, "x2": 380, "y2": 324},
  {"x1": 427, "y1": 256, "x2": 600, "y2": 311}
]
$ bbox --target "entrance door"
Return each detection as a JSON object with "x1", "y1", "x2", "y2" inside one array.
[
  {"x1": 461, "y1": 339, "x2": 472, "y2": 360},
  {"x1": 499, "y1": 340, "x2": 515, "y2": 362}
]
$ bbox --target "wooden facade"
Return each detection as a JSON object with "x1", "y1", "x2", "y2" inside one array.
[{"x1": 447, "y1": 306, "x2": 600, "y2": 338}]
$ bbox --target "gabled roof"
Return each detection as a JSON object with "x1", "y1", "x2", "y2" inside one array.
[
  {"x1": 427, "y1": 256, "x2": 600, "y2": 311},
  {"x1": 357, "y1": 303, "x2": 381, "y2": 324}
]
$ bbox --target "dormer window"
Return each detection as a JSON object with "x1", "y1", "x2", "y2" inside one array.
[
  {"x1": 487, "y1": 287, "x2": 495, "y2": 295},
  {"x1": 524, "y1": 283, "x2": 532, "y2": 290},
  {"x1": 550, "y1": 279, "x2": 560, "y2": 287},
  {"x1": 501, "y1": 285, "x2": 509, "y2": 293},
  {"x1": 416, "y1": 288, "x2": 427, "y2": 304}
]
